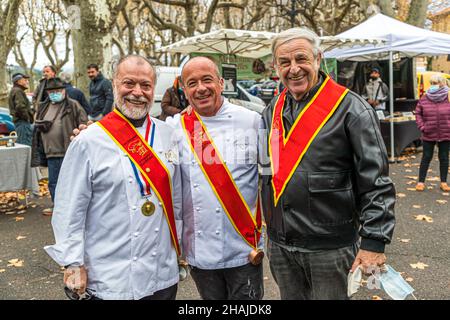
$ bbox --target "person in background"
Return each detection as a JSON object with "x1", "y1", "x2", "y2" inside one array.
[
  {"x1": 35, "y1": 78, "x2": 88, "y2": 214},
  {"x1": 415, "y1": 74, "x2": 450, "y2": 192},
  {"x1": 33, "y1": 65, "x2": 57, "y2": 110},
  {"x1": 159, "y1": 76, "x2": 188, "y2": 121},
  {"x1": 362, "y1": 67, "x2": 389, "y2": 112},
  {"x1": 87, "y1": 63, "x2": 114, "y2": 121},
  {"x1": 8, "y1": 73, "x2": 34, "y2": 146},
  {"x1": 60, "y1": 72, "x2": 91, "y2": 116}
]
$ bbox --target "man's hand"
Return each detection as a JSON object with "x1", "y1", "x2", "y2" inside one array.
[
  {"x1": 351, "y1": 249, "x2": 386, "y2": 274},
  {"x1": 70, "y1": 121, "x2": 94, "y2": 141},
  {"x1": 64, "y1": 266, "x2": 88, "y2": 294},
  {"x1": 180, "y1": 105, "x2": 193, "y2": 116},
  {"x1": 367, "y1": 99, "x2": 374, "y2": 106}
]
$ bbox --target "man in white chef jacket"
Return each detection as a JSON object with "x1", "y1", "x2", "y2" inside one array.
[
  {"x1": 44, "y1": 55, "x2": 182, "y2": 300},
  {"x1": 166, "y1": 56, "x2": 264, "y2": 300}
]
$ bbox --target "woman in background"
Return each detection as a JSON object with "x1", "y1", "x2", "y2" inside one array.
[{"x1": 415, "y1": 74, "x2": 450, "y2": 192}]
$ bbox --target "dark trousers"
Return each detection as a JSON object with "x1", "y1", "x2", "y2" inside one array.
[
  {"x1": 418, "y1": 140, "x2": 450, "y2": 183},
  {"x1": 190, "y1": 263, "x2": 264, "y2": 300},
  {"x1": 47, "y1": 157, "x2": 64, "y2": 203},
  {"x1": 268, "y1": 240, "x2": 357, "y2": 300},
  {"x1": 15, "y1": 120, "x2": 33, "y2": 146},
  {"x1": 91, "y1": 284, "x2": 178, "y2": 300}
]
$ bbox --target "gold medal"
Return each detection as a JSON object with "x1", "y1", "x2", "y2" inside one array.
[
  {"x1": 248, "y1": 249, "x2": 264, "y2": 266},
  {"x1": 141, "y1": 200, "x2": 155, "y2": 216}
]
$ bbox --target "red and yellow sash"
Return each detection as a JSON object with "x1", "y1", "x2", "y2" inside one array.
[
  {"x1": 181, "y1": 111, "x2": 262, "y2": 250},
  {"x1": 98, "y1": 109, "x2": 181, "y2": 256},
  {"x1": 269, "y1": 76, "x2": 348, "y2": 206}
]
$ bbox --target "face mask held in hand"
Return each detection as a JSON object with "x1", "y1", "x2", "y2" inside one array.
[{"x1": 347, "y1": 264, "x2": 416, "y2": 300}]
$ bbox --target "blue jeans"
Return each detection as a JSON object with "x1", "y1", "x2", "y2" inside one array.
[
  {"x1": 190, "y1": 263, "x2": 264, "y2": 300},
  {"x1": 268, "y1": 240, "x2": 357, "y2": 300},
  {"x1": 47, "y1": 157, "x2": 64, "y2": 203}
]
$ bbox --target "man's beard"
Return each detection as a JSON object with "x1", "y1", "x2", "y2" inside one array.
[{"x1": 115, "y1": 93, "x2": 152, "y2": 120}]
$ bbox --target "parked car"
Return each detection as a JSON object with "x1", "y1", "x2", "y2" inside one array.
[
  {"x1": 237, "y1": 80, "x2": 257, "y2": 90},
  {"x1": 229, "y1": 83, "x2": 266, "y2": 114}
]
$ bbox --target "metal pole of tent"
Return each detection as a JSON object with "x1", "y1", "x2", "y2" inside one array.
[{"x1": 389, "y1": 51, "x2": 395, "y2": 163}]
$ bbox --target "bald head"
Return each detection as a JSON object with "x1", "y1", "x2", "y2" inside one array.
[
  {"x1": 181, "y1": 57, "x2": 220, "y2": 84},
  {"x1": 180, "y1": 56, "x2": 224, "y2": 117},
  {"x1": 113, "y1": 54, "x2": 156, "y2": 84}
]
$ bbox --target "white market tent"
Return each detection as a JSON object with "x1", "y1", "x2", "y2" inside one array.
[
  {"x1": 159, "y1": 28, "x2": 385, "y2": 59},
  {"x1": 325, "y1": 13, "x2": 450, "y2": 161}
]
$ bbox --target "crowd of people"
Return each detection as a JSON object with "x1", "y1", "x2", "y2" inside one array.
[{"x1": 5, "y1": 26, "x2": 449, "y2": 300}]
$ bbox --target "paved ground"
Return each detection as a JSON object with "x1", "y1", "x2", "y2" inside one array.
[{"x1": 0, "y1": 149, "x2": 449, "y2": 300}]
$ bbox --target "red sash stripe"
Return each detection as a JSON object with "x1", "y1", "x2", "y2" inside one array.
[
  {"x1": 269, "y1": 76, "x2": 348, "y2": 206},
  {"x1": 181, "y1": 111, "x2": 262, "y2": 249},
  {"x1": 98, "y1": 109, "x2": 181, "y2": 256}
]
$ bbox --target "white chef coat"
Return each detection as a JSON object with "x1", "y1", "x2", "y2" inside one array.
[
  {"x1": 44, "y1": 117, "x2": 182, "y2": 300},
  {"x1": 167, "y1": 99, "x2": 263, "y2": 270}
]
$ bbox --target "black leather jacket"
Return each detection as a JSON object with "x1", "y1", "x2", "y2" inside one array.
[{"x1": 260, "y1": 74, "x2": 395, "y2": 253}]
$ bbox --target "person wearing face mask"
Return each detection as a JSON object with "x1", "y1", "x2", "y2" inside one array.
[
  {"x1": 415, "y1": 75, "x2": 450, "y2": 192},
  {"x1": 259, "y1": 28, "x2": 396, "y2": 300},
  {"x1": 34, "y1": 77, "x2": 88, "y2": 211},
  {"x1": 362, "y1": 67, "x2": 389, "y2": 112},
  {"x1": 44, "y1": 55, "x2": 182, "y2": 300}
]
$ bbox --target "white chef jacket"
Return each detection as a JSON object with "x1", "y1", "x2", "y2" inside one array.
[
  {"x1": 167, "y1": 99, "x2": 263, "y2": 270},
  {"x1": 44, "y1": 117, "x2": 182, "y2": 300}
]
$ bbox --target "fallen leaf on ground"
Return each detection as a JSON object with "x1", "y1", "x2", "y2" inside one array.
[
  {"x1": 427, "y1": 187, "x2": 434, "y2": 190},
  {"x1": 5, "y1": 211, "x2": 15, "y2": 215},
  {"x1": 16, "y1": 205, "x2": 26, "y2": 210},
  {"x1": 406, "y1": 181, "x2": 416, "y2": 185},
  {"x1": 403, "y1": 163, "x2": 411, "y2": 167},
  {"x1": 16, "y1": 236, "x2": 27, "y2": 240},
  {"x1": 414, "y1": 215, "x2": 433, "y2": 222},
  {"x1": 412, "y1": 205, "x2": 421, "y2": 209},
  {"x1": 405, "y1": 169, "x2": 412, "y2": 173},
  {"x1": 263, "y1": 277, "x2": 269, "y2": 280},
  {"x1": 372, "y1": 296, "x2": 383, "y2": 300},
  {"x1": 15, "y1": 217, "x2": 24, "y2": 222},
  {"x1": 406, "y1": 277, "x2": 414, "y2": 282},
  {"x1": 442, "y1": 193, "x2": 449, "y2": 196},
  {"x1": 0, "y1": 269, "x2": 5, "y2": 273},
  {"x1": 31, "y1": 205, "x2": 37, "y2": 208},
  {"x1": 405, "y1": 176, "x2": 418, "y2": 180},
  {"x1": 16, "y1": 210, "x2": 26, "y2": 214},
  {"x1": 410, "y1": 262, "x2": 429, "y2": 270},
  {"x1": 407, "y1": 188, "x2": 416, "y2": 191},
  {"x1": 7, "y1": 259, "x2": 24, "y2": 267},
  {"x1": 32, "y1": 249, "x2": 37, "y2": 252},
  {"x1": 436, "y1": 200, "x2": 448, "y2": 205},
  {"x1": 397, "y1": 193, "x2": 406, "y2": 198},
  {"x1": 426, "y1": 176, "x2": 440, "y2": 181},
  {"x1": 399, "y1": 239, "x2": 411, "y2": 243}
]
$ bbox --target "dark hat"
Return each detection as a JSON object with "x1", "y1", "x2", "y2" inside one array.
[
  {"x1": 45, "y1": 77, "x2": 66, "y2": 91},
  {"x1": 371, "y1": 67, "x2": 381, "y2": 74},
  {"x1": 12, "y1": 73, "x2": 30, "y2": 83}
]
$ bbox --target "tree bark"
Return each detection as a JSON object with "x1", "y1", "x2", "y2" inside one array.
[
  {"x1": 406, "y1": 0, "x2": 428, "y2": 27},
  {"x1": 62, "y1": 0, "x2": 126, "y2": 94},
  {"x1": 0, "y1": 0, "x2": 23, "y2": 107}
]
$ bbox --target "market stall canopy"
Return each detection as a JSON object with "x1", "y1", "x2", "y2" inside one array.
[
  {"x1": 325, "y1": 13, "x2": 450, "y2": 61},
  {"x1": 319, "y1": 36, "x2": 385, "y2": 52},
  {"x1": 159, "y1": 29, "x2": 277, "y2": 58}
]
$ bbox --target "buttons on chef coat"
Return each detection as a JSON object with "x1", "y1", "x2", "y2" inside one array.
[
  {"x1": 155, "y1": 228, "x2": 159, "y2": 233},
  {"x1": 128, "y1": 178, "x2": 133, "y2": 184},
  {"x1": 215, "y1": 207, "x2": 221, "y2": 213},
  {"x1": 215, "y1": 230, "x2": 220, "y2": 235},
  {"x1": 196, "y1": 207, "x2": 200, "y2": 212},
  {"x1": 134, "y1": 232, "x2": 139, "y2": 237},
  {"x1": 193, "y1": 183, "x2": 199, "y2": 188},
  {"x1": 132, "y1": 206, "x2": 137, "y2": 211},
  {"x1": 133, "y1": 257, "x2": 138, "y2": 261}
]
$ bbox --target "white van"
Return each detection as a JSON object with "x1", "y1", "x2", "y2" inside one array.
[
  {"x1": 151, "y1": 66, "x2": 181, "y2": 117},
  {"x1": 150, "y1": 66, "x2": 266, "y2": 117}
]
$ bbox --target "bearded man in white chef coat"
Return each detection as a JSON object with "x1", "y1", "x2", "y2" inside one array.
[{"x1": 44, "y1": 55, "x2": 182, "y2": 300}]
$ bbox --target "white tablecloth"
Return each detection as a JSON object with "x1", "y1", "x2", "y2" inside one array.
[{"x1": 0, "y1": 143, "x2": 34, "y2": 192}]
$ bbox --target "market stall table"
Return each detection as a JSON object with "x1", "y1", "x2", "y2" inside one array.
[
  {"x1": 0, "y1": 143, "x2": 35, "y2": 202},
  {"x1": 380, "y1": 119, "x2": 421, "y2": 157}
]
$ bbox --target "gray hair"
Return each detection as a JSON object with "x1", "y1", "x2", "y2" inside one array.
[
  {"x1": 271, "y1": 28, "x2": 322, "y2": 60},
  {"x1": 430, "y1": 74, "x2": 447, "y2": 86},
  {"x1": 59, "y1": 72, "x2": 72, "y2": 83},
  {"x1": 112, "y1": 54, "x2": 157, "y2": 84}
]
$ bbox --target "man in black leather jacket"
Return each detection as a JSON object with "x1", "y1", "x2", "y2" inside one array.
[{"x1": 259, "y1": 28, "x2": 395, "y2": 300}]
